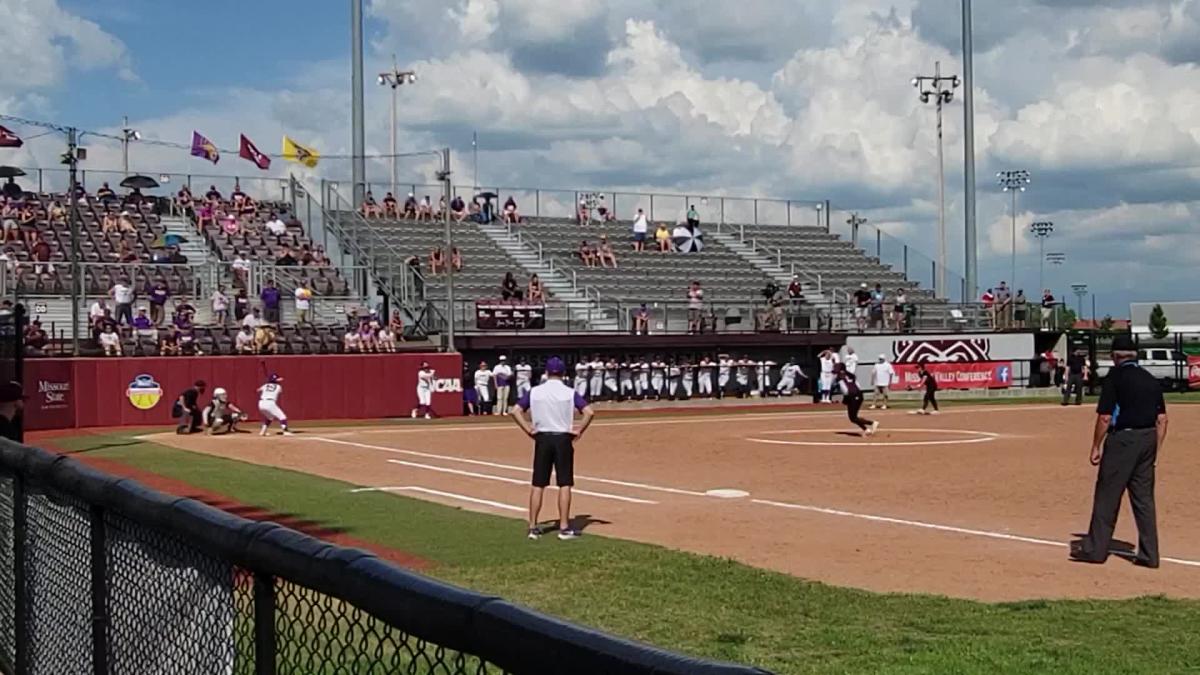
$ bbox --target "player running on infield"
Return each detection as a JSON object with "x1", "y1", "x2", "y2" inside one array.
[
  {"x1": 257, "y1": 374, "x2": 292, "y2": 436},
  {"x1": 835, "y1": 364, "x2": 879, "y2": 436},
  {"x1": 510, "y1": 357, "x2": 596, "y2": 541}
]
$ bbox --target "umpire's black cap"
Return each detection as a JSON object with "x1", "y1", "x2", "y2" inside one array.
[
  {"x1": 0, "y1": 381, "x2": 24, "y2": 403},
  {"x1": 1111, "y1": 335, "x2": 1136, "y2": 352}
]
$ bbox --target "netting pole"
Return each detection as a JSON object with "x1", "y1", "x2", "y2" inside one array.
[
  {"x1": 12, "y1": 475, "x2": 26, "y2": 675},
  {"x1": 90, "y1": 505, "x2": 108, "y2": 675},
  {"x1": 254, "y1": 572, "x2": 276, "y2": 675}
]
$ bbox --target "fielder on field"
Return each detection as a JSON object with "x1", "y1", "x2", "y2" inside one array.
[{"x1": 412, "y1": 361, "x2": 435, "y2": 419}]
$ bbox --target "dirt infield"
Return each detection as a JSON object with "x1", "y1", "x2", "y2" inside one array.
[{"x1": 143, "y1": 403, "x2": 1200, "y2": 601}]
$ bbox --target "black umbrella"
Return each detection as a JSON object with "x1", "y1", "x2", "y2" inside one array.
[
  {"x1": 476, "y1": 191, "x2": 498, "y2": 201},
  {"x1": 0, "y1": 166, "x2": 26, "y2": 179},
  {"x1": 120, "y1": 174, "x2": 159, "y2": 189}
]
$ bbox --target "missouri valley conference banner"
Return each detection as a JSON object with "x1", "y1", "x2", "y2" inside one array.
[{"x1": 846, "y1": 333, "x2": 1034, "y2": 390}]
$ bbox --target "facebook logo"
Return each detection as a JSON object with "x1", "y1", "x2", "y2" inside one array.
[{"x1": 995, "y1": 365, "x2": 1011, "y2": 383}]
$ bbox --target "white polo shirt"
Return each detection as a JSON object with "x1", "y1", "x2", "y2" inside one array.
[{"x1": 518, "y1": 379, "x2": 585, "y2": 434}]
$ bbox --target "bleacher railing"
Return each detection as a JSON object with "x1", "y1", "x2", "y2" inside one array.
[{"x1": 0, "y1": 441, "x2": 771, "y2": 675}]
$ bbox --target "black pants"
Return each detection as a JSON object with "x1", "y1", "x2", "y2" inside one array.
[
  {"x1": 1063, "y1": 374, "x2": 1084, "y2": 405},
  {"x1": 845, "y1": 393, "x2": 871, "y2": 431},
  {"x1": 1079, "y1": 429, "x2": 1159, "y2": 566},
  {"x1": 923, "y1": 390, "x2": 939, "y2": 411},
  {"x1": 176, "y1": 408, "x2": 202, "y2": 434},
  {"x1": 532, "y1": 433, "x2": 575, "y2": 488}
]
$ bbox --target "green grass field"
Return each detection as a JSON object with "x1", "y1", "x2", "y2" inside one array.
[{"x1": 50, "y1": 426, "x2": 1200, "y2": 675}]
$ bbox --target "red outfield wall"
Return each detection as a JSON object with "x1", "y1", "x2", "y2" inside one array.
[{"x1": 24, "y1": 353, "x2": 464, "y2": 431}]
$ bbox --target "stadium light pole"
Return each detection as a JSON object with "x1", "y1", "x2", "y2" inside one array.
[
  {"x1": 351, "y1": 0, "x2": 366, "y2": 206},
  {"x1": 377, "y1": 59, "x2": 417, "y2": 200},
  {"x1": 120, "y1": 116, "x2": 140, "y2": 177},
  {"x1": 997, "y1": 169, "x2": 1030, "y2": 289},
  {"x1": 1072, "y1": 283, "x2": 1088, "y2": 321},
  {"x1": 847, "y1": 212, "x2": 867, "y2": 248},
  {"x1": 962, "y1": 0, "x2": 978, "y2": 300},
  {"x1": 1030, "y1": 220, "x2": 1053, "y2": 296},
  {"x1": 913, "y1": 62, "x2": 960, "y2": 299},
  {"x1": 438, "y1": 148, "x2": 456, "y2": 352}
]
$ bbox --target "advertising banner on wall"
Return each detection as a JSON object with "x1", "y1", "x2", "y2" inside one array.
[
  {"x1": 24, "y1": 353, "x2": 464, "y2": 431},
  {"x1": 1188, "y1": 355, "x2": 1200, "y2": 390},
  {"x1": 846, "y1": 333, "x2": 1035, "y2": 364},
  {"x1": 475, "y1": 302, "x2": 546, "y2": 330},
  {"x1": 891, "y1": 362, "x2": 1014, "y2": 391}
]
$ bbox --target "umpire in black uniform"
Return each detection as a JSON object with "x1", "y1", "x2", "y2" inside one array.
[{"x1": 1070, "y1": 336, "x2": 1167, "y2": 568}]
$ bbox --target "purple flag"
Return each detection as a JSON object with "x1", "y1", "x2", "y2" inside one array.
[{"x1": 190, "y1": 131, "x2": 219, "y2": 164}]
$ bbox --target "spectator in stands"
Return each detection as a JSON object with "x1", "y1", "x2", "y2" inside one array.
[
  {"x1": 501, "y1": 272, "x2": 522, "y2": 301},
  {"x1": 343, "y1": 326, "x2": 362, "y2": 353},
  {"x1": 275, "y1": 246, "x2": 297, "y2": 266},
  {"x1": 1013, "y1": 289, "x2": 1028, "y2": 329},
  {"x1": 18, "y1": 206, "x2": 37, "y2": 247},
  {"x1": 255, "y1": 323, "x2": 278, "y2": 354},
  {"x1": 382, "y1": 192, "x2": 398, "y2": 217},
  {"x1": 240, "y1": 305, "x2": 261, "y2": 329},
  {"x1": 132, "y1": 308, "x2": 156, "y2": 339},
  {"x1": 265, "y1": 212, "x2": 288, "y2": 239},
  {"x1": 196, "y1": 201, "x2": 215, "y2": 233},
  {"x1": 892, "y1": 288, "x2": 908, "y2": 332},
  {"x1": 389, "y1": 310, "x2": 406, "y2": 343},
  {"x1": 634, "y1": 303, "x2": 650, "y2": 335},
  {"x1": 123, "y1": 188, "x2": 145, "y2": 209},
  {"x1": 211, "y1": 285, "x2": 230, "y2": 325},
  {"x1": 178, "y1": 318, "x2": 202, "y2": 356},
  {"x1": 23, "y1": 319, "x2": 47, "y2": 356},
  {"x1": 655, "y1": 222, "x2": 671, "y2": 252},
  {"x1": 146, "y1": 279, "x2": 170, "y2": 326},
  {"x1": 94, "y1": 323, "x2": 120, "y2": 356},
  {"x1": 48, "y1": 200, "x2": 65, "y2": 226},
  {"x1": 577, "y1": 198, "x2": 590, "y2": 224},
  {"x1": 1, "y1": 202, "x2": 16, "y2": 241},
  {"x1": 0, "y1": 247, "x2": 14, "y2": 274},
  {"x1": 234, "y1": 289, "x2": 250, "y2": 323},
  {"x1": 100, "y1": 211, "x2": 119, "y2": 234},
  {"x1": 260, "y1": 281, "x2": 282, "y2": 324},
  {"x1": 172, "y1": 304, "x2": 194, "y2": 331},
  {"x1": 231, "y1": 182, "x2": 247, "y2": 205},
  {"x1": 578, "y1": 240, "x2": 596, "y2": 267},
  {"x1": 297, "y1": 244, "x2": 314, "y2": 266},
  {"x1": 450, "y1": 246, "x2": 463, "y2": 272},
  {"x1": 468, "y1": 198, "x2": 482, "y2": 222},
  {"x1": 117, "y1": 210, "x2": 136, "y2": 234},
  {"x1": 160, "y1": 327, "x2": 181, "y2": 356},
  {"x1": 403, "y1": 193, "x2": 418, "y2": 219},
  {"x1": 96, "y1": 182, "x2": 116, "y2": 203},
  {"x1": 503, "y1": 196, "x2": 520, "y2": 224},
  {"x1": 631, "y1": 208, "x2": 649, "y2": 251},
  {"x1": 175, "y1": 295, "x2": 196, "y2": 321},
  {"x1": 359, "y1": 319, "x2": 378, "y2": 353},
  {"x1": 89, "y1": 297, "x2": 109, "y2": 327},
  {"x1": 417, "y1": 195, "x2": 434, "y2": 222},
  {"x1": 30, "y1": 233, "x2": 53, "y2": 276},
  {"x1": 597, "y1": 195, "x2": 614, "y2": 222},
  {"x1": 361, "y1": 191, "x2": 381, "y2": 218},
  {"x1": 527, "y1": 274, "x2": 545, "y2": 302},
  {"x1": 377, "y1": 322, "x2": 397, "y2": 352},
  {"x1": 312, "y1": 245, "x2": 329, "y2": 267},
  {"x1": 235, "y1": 325, "x2": 255, "y2": 354},
  {"x1": 981, "y1": 288, "x2": 995, "y2": 328},
  {"x1": 238, "y1": 195, "x2": 256, "y2": 218},
  {"x1": 687, "y1": 281, "x2": 704, "y2": 334},
  {"x1": 294, "y1": 282, "x2": 313, "y2": 323},
  {"x1": 206, "y1": 185, "x2": 222, "y2": 201},
  {"x1": 870, "y1": 283, "x2": 885, "y2": 330},
  {"x1": 450, "y1": 195, "x2": 468, "y2": 223},
  {"x1": 166, "y1": 246, "x2": 187, "y2": 265},
  {"x1": 787, "y1": 275, "x2": 804, "y2": 300},
  {"x1": 429, "y1": 246, "x2": 445, "y2": 274},
  {"x1": 1041, "y1": 289, "x2": 1056, "y2": 330},
  {"x1": 231, "y1": 251, "x2": 251, "y2": 285},
  {"x1": 686, "y1": 204, "x2": 700, "y2": 230},
  {"x1": 597, "y1": 236, "x2": 618, "y2": 268},
  {"x1": 90, "y1": 306, "x2": 117, "y2": 343},
  {"x1": 1, "y1": 179, "x2": 20, "y2": 201},
  {"x1": 113, "y1": 240, "x2": 139, "y2": 263},
  {"x1": 175, "y1": 185, "x2": 193, "y2": 213},
  {"x1": 221, "y1": 214, "x2": 241, "y2": 238}
]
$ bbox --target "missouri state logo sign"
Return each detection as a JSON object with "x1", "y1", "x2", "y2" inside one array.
[{"x1": 126, "y1": 374, "x2": 163, "y2": 410}]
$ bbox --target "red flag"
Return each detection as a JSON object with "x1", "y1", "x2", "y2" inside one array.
[
  {"x1": 0, "y1": 125, "x2": 23, "y2": 148},
  {"x1": 238, "y1": 134, "x2": 270, "y2": 170}
]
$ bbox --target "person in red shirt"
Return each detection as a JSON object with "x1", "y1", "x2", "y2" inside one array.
[{"x1": 981, "y1": 288, "x2": 996, "y2": 329}]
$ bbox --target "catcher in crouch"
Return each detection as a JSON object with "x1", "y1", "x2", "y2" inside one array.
[{"x1": 203, "y1": 387, "x2": 247, "y2": 435}]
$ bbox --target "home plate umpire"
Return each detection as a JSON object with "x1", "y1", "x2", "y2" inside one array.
[{"x1": 511, "y1": 356, "x2": 596, "y2": 542}]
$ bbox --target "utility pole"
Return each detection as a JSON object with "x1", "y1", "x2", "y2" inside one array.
[
  {"x1": 847, "y1": 213, "x2": 867, "y2": 248},
  {"x1": 439, "y1": 148, "x2": 456, "y2": 352},
  {"x1": 66, "y1": 128, "x2": 81, "y2": 355},
  {"x1": 350, "y1": 0, "x2": 366, "y2": 206},
  {"x1": 913, "y1": 61, "x2": 960, "y2": 299},
  {"x1": 472, "y1": 131, "x2": 479, "y2": 192},
  {"x1": 997, "y1": 169, "x2": 1030, "y2": 289},
  {"x1": 962, "y1": 0, "x2": 978, "y2": 300},
  {"x1": 120, "y1": 116, "x2": 139, "y2": 177}
]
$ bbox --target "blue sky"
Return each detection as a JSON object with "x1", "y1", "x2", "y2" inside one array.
[{"x1": 6, "y1": 0, "x2": 1200, "y2": 316}]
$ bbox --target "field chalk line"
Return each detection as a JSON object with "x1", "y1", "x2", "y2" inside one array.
[
  {"x1": 753, "y1": 498, "x2": 1200, "y2": 569},
  {"x1": 383, "y1": 458, "x2": 657, "y2": 505},
  {"x1": 746, "y1": 428, "x2": 1000, "y2": 448},
  {"x1": 350, "y1": 486, "x2": 525, "y2": 513}
]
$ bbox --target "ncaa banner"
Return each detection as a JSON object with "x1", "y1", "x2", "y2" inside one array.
[{"x1": 891, "y1": 362, "x2": 1014, "y2": 391}]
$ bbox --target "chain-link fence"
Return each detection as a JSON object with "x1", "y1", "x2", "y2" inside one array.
[{"x1": 0, "y1": 443, "x2": 773, "y2": 675}]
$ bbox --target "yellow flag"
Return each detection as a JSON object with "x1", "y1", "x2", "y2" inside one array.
[{"x1": 282, "y1": 135, "x2": 320, "y2": 168}]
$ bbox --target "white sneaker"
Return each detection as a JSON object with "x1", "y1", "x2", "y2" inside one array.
[
  {"x1": 928, "y1": 410, "x2": 939, "y2": 416},
  {"x1": 282, "y1": 430, "x2": 294, "y2": 436},
  {"x1": 411, "y1": 410, "x2": 418, "y2": 419},
  {"x1": 881, "y1": 405, "x2": 889, "y2": 410},
  {"x1": 869, "y1": 421, "x2": 880, "y2": 436},
  {"x1": 424, "y1": 413, "x2": 432, "y2": 420},
  {"x1": 869, "y1": 404, "x2": 877, "y2": 409},
  {"x1": 259, "y1": 428, "x2": 268, "y2": 436}
]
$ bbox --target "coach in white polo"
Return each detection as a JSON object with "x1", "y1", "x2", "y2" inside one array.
[{"x1": 511, "y1": 356, "x2": 595, "y2": 541}]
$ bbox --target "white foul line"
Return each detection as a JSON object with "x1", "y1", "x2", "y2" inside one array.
[
  {"x1": 350, "y1": 486, "x2": 525, "y2": 513},
  {"x1": 384, "y1": 459, "x2": 657, "y2": 505},
  {"x1": 313, "y1": 436, "x2": 707, "y2": 497},
  {"x1": 752, "y1": 498, "x2": 1200, "y2": 569},
  {"x1": 746, "y1": 428, "x2": 1000, "y2": 448}
]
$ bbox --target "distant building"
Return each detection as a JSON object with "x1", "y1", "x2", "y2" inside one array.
[
  {"x1": 1073, "y1": 319, "x2": 1131, "y2": 331},
  {"x1": 1130, "y1": 302, "x2": 1200, "y2": 336}
]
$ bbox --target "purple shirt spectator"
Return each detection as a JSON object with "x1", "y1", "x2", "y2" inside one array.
[
  {"x1": 148, "y1": 286, "x2": 169, "y2": 306},
  {"x1": 261, "y1": 287, "x2": 281, "y2": 309},
  {"x1": 133, "y1": 314, "x2": 153, "y2": 330}
]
